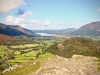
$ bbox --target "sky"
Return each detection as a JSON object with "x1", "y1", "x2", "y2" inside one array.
[{"x1": 0, "y1": 0, "x2": 100, "y2": 30}]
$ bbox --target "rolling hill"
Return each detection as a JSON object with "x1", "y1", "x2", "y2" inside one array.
[
  {"x1": 0, "y1": 23, "x2": 35, "y2": 36},
  {"x1": 46, "y1": 37, "x2": 100, "y2": 58},
  {"x1": 71, "y1": 21, "x2": 100, "y2": 36}
]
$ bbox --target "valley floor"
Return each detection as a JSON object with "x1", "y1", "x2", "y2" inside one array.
[{"x1": 29, "y1": 55, "x2": 100, "y2": 75}]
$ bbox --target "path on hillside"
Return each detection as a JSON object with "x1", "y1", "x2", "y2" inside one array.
[{"x1": 28, "y1": 55, "x2": 100, "y2": 75}]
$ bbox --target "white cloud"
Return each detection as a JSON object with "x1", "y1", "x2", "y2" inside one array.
[
  {"x1": 5, "y1": 15, "x2": 27, "y2": 27},
  {"x1": 0, "y1": 0, "x2": 25, "y2": 13},
  {"x1": 21, "y1": 11, "x2": 33, "y2": 18},
  {"x1": 43, "y1": 20, "x2": 52, "y2": 25},
  {"x1": 5, "y1": 15, "x2": 52, "y2": 28},
  {"x1": 30, "y1": 20, "x2": 42, "y2": 25},
  {"x1": 5, "y1": 10, "x2": 33, "y2": 27},
  {"x1": 30, "y1": 20, "x2": 52, "y2": 25},
  {"x1": 13, "y1": 18, "x2": 27, "y2": 25},
  {"x1": 5, "y1": 16, "x2": 15, "y2": 25},
  {"x1": 98, "y1": 8, "x2": 100, "y2": 12}
]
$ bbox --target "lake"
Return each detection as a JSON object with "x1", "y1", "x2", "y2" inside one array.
[{"x1": 36, "y1": 33, "x2": 55, "y2": 36}]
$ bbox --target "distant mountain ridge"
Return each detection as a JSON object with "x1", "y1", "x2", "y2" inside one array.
[
  {"x1": 33, "y1": 21, "x2": 100, "y2": 36},
  {"x1": 33, "y1": 28, "x2": 77, "y2": 34},
  {"x1": 0, "y1": 23, "x2": 35, "y2": 36},
  {"x1": 1, "y1": 21, "x2": 100, "y2": 37},
  {"x1": 71, "y1": 21, "x2": 100, "y2": 36}
]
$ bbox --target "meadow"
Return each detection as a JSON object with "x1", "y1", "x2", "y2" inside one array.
[
  {"x1": 5, "y1": 60, "x2": 41, "y2": 75},
  {"x1": 0, "y1": 40, "x2": 57, "y2": 66},
  {"x1": 0, "y1": 39, "x2": 58, "y2": 74}
]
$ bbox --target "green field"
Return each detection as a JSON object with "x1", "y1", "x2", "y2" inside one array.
[
  {"x1": 0, "y1": 46, "x2": 13, "y2": 58},
  {"x1": 6, "y1": 40, "x2": 56, "y2": 65},
  {"x1": 39, "y1": 52, "x2": 54, "y2": 59},
  {"x1": 0, "y1": 39, "x2": 62, "y2": 75},
  {"x1": 9, "y1": 51, "x2": 38, "y2": 65},
  {"x1": 10, "y1": 44, "x2": 40, "y2": 49}
]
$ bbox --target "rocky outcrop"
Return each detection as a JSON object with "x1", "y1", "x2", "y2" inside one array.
[
  {"x1": 2, "y1": 64, "x2": 19, "y2": 74},
  {"x1": 29, "y1": 55, "x2": 100, "y2": 75},
  {"x1": 58, "y1": 43, "x2": 64, "y2": 50}
]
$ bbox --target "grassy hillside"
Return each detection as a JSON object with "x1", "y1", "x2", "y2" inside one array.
[
  {"x1": 46, "y1": 37, "x2": 100, "y2": 58},
  {"x1": 5, "y1": 60, "x2": 41, "y2": 75}
]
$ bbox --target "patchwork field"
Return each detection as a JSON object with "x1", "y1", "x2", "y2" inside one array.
[
  {"x1": 10, "y1": 44, "x2": 40, "y2": 49},
  {"x1": 0, "y1": 46, "x2": 13, "y2": 58},
  {"x1": 0, "y1": 40, "x2": 57, "y2": 66},
  {"x1": 0, "y1": 40, "x2": 55, "y2": 74}
]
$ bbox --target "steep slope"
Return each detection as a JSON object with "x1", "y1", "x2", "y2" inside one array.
[
  {"x1": 71, "y1": 21, "x2": 100, "y2": 36},
  {"x1": 10, "y1": 25, "x2": 35, "y2": 35},
  {"x1": 46, "y1": 37, "x2": 100, "y2": 58},
  {"x1": 0, "y1": 23, "x2": 35, "y2": 36},
  {"x1": 0, "y1": 34, "x2": 15, "y2": 44}
]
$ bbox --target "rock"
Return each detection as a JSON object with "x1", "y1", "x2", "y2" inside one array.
[
  {"x1": 72, "y1": 55, "x2": 84, "y2": 58},
  {"x1": 28, "y1": 55, "x2": 100, "y2": 75},
  {"x1": 2, "y1": 64, "x2": 19, "y2": 74}
]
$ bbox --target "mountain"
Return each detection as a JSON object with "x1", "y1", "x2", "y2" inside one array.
[
  {"x1": 10, "y1": 25, "x2": 35, "y2": 35},
  {"x1": 0, "y1": 23, "x2": 35, "y2": 36},
  {"x1": 0, "y1": 34, "x2": 15, "y2": 44},
  {"x1": 71, "y1": 21, "x2": 100, "y2": 36},
  {"x1": 33, "y1": 28, "x2": 76, "y2": 34},
  {"x1": 46, "y1": 37, "x2": 100, "y2": 58}
]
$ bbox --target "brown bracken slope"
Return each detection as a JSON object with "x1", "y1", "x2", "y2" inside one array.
[{"x1": 0, "y1": 34, "x2": 15, "y2": 44}]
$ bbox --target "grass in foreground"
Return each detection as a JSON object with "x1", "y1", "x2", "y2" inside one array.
[
  {"x1": 39, "y1": 52, "x2": 54, "y2": 59},
  {"x1": 9, "y1": 50, "x2": 39, "y2": 65},
  {"x1": 6, "y1": 52, "x2": 54, "y2": 75},
  {"x1": 98, "y1": 58, "x2": 100, "y2": 71},
  {"x1": 5, "y1": 60, "x2": 41, "y2": 75}
]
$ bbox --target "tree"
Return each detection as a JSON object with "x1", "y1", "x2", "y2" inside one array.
[
  {"x1": 36, "y1": 52, "x2": 41, "y2": 59},
  {"x1": 0, "y1": 56, "x2": 1, "y2": 60}
]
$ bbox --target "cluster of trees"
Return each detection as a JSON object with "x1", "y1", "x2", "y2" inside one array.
[
  {"x1": 0, "y1": 52, "x2": 14, "y2": 74},
  {"x1": 20, "y1": 50, "x2": 33, "y2": 55},
  {"x1": 3, "y1": 39, "x2": 35, "y2": 45},
  {"x1": 36, "y1": 52, "x2": 41, "y2": 59}
]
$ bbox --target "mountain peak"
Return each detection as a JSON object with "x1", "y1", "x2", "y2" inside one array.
[
  {"x1": 0, "y1": 23, "x2": 35, "y2": 36},
  {"x1": 71, "y1": 21, "x2": 100, "y2": 36}
]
